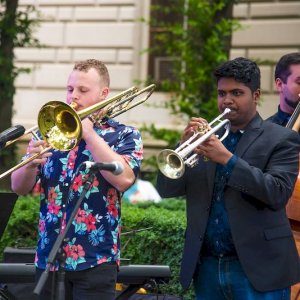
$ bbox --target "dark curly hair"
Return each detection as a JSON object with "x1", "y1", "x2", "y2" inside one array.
[
  {"x1": 274, "y1": 52, "x2": 300, "y2": 83},
  {"x1": 214, "y1": 57, "x2": 260, "y2": 93}
]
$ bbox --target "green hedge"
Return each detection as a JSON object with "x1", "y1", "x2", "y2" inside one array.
[
  {"x1": 121, "y1": 200, "x2": 191, "y2": 298},
  {"x1": 0, "y1": 194, "x2": 39, "y2": 256},
  {"x1": 0, "y1": 195, "x2": 195, "y2": 299}
]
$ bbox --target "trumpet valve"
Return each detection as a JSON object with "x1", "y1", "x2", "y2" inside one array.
[{"x1": 197, "y1": 124, "x2": 211, "y2": 135}]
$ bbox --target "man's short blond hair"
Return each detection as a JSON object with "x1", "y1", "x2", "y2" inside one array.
[{"x1": 73, "y1": 59, "x2": 110, "y2": 87}]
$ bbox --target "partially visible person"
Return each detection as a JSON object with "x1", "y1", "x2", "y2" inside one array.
[
  {"x1": 157, "y1": 57, "x2": 300, "y2": 299},
  {"x1": 267, "y1": 52, "x2": 300, "y2": 126},
  {"x1": 267, "y1": 52, "x2": 300, "y2": 298},
  {"x1": 122, "y1": 173, "x2": 161, "y2": 204},
  {"x1": 11, "y1": 59, "x2": 143, "y2": 300}
]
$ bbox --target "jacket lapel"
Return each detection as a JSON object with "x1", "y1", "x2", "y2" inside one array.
[
  {"x1": 204, "y1": 113, "x2": 263, "y2": 200},
  {"x1": 235, "y1": 113, "x2": 264, "y2": 157}
]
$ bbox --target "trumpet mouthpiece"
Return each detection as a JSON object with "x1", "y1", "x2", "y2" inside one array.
[{"x1": 223, "y1": 108, "x2": 231, "y2": 115}]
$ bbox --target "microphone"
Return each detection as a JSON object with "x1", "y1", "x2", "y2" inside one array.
[
  {"x1": 0, "y1": 125, "x2": 26, "y2": 149},
  {"x1": 83, "y1": 161, "x2": 124, "y2": 175}
]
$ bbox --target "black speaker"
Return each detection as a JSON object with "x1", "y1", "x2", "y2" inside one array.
[
  {"x1": 3, "y1": 247, "x2": 35, "y2": 264},
  {"x1": 1, "y1": 247, "x2": 36, "y2": 300},
  {"x1": 1, "y1": 248, "x2": 179, "y2": 300},
  {"x1": 0, "y1": 283, "x2": 36, "y2": 300}
]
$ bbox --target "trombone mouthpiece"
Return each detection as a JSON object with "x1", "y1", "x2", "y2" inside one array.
[{"x1": 70, "y1": 102, "x2": 79, "y2": 111}]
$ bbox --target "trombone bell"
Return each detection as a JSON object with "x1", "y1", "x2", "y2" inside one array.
[
  {"x1": 38, "y1": 101, "x2": 82, "y2": 151},
  {"x1": 0, "y1": 84, "x2": 156, "y2": 180},
  {"x1": 37, "y1": 84, "x2": 156, "y2": 152}
]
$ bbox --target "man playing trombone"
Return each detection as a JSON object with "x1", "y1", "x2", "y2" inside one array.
[
  {"x1": 157, "y1": 57, "x2": 300, "y2": 299},
  {"x1": 11, "y1": 59, "x2": 143, "y2": 300}
]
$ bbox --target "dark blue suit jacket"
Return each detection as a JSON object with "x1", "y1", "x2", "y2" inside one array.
[{"x1": 157, "y1": 113, "x2": 300, "y2": 292}]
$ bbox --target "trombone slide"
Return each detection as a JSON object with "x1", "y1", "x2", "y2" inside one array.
[{"x1": 0, "y1": 84, "x2": 156, "y2": 181}]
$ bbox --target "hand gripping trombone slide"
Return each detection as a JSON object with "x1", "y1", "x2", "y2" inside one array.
[
  {"x1": 0, "y1": 84, "x2": 156, "y2": 180},
  {"x1": 157, "y1": 108, "x2": 231, "y2": 179}
]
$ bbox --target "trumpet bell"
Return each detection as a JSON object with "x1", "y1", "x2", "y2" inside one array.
[
  {"x1": 38, "y1": 101, "x2": 82, "y2": 151},
  {"x1": 156, "y1": 109, "x2": 231, "y2": 180},
  {"x1": 157, "y1": 149, "x2": 185, "y2": 179}
]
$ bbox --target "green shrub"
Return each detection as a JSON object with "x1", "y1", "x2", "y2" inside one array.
[
  {"x1": 121, "y1": 199, "x2": 194, "y2": 299},
  {"x1": 0, "y1": 196, "x2": 195, "y2": 299},
  {"x1": 0, "y1": 194, "x2": 39, "y2": 258}
]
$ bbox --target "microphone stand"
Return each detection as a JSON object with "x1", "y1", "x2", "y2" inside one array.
[{"x1": 34, "y1": 167, "x2": 98, "y2": 299}]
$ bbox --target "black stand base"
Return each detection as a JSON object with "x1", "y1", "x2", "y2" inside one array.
[{"x1": 0, "y1": 285, "x2": 17, "y2": 300}]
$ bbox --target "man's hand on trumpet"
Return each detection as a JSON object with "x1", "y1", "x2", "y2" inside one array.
[
  {"x1": 180, "y1": 117, "x2": 209, "y2": 144},
  {"x1": 194, "y1": 134, "x2": 233, "y2": 165},
  {"x1": 181, "y1": 117, "x2": 233, "y2": 165}
]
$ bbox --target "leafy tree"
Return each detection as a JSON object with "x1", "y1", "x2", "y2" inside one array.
[
  {"x1": 144, "y1": 0, "x2": 240, "y2": 148},
  {"x1": 139, "y1": 0, "x2": 240, "y2": 178},
  {"x1": 0, "y1": 0, "x2": 39, "y2": 188}
]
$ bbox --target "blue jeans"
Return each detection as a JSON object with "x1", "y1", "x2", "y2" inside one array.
[{"x1": 193, "y1": 256, "x2": 290, "y2": 300}]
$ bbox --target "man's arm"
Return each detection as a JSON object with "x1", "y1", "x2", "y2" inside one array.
[
  {"x1": 82, "y1": 118, "x2": 141, "y2": 192},
  {"x1": 228, "y1": 129, "x2": 300, "y2": 210},
  {"x1": 11, "y1": 140, "x2": 52, "y2": 195}
]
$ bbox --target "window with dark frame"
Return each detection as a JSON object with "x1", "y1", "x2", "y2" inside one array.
[{"x1": 148, "y1": 0, "x2": 183, "y2": 85}]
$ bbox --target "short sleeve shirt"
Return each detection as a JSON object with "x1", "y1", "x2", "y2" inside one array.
[{"x1": 29, "y1": 119, "x2": 143, "y2": 271}]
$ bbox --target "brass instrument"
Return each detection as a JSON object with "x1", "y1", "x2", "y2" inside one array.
[
  {"x1": 285, "y1": 97, "x2": 300, "y2": 229},
  {"x1": 157, "y1": 108, "x2": 231, "y2": 179},
  {"x1": 0, "y1": 84, "x2": 156, "y2": 180},
  {"x1": 286, "y1": 98, "x2": 300, "y2": 132}
]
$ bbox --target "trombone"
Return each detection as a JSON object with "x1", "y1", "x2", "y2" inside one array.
[
  {"x1": 157, "y1": 108, "x2": 231, "y2": 179},
  {"x1": 0, "y1": 84, "x2": 156, "y2": 180}
]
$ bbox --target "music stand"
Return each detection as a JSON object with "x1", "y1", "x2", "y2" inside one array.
[
  {"x1": 0, "y1": 192, "x2": 18, "y2": 300},
  {"x1": 0, "y1": 192, "x2": 18, "y2": 241}
]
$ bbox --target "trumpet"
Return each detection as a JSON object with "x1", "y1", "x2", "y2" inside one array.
[
  {"x1": 0, "y1": 84, "x2": 156, "y2": 180},
  {"x1": 157, "y1": 108, "x2": 231, "y2": 179}
]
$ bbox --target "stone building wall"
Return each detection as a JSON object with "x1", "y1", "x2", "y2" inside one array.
[
  {"x1": 231, "y1": 0, "x2": 300, "y2": 119},
  {"x1": 14, "y1": 0, "x2": 151, "y2": 129},
  {"x1": 13, "y1": 0, "x2": 300, "y2": 141}
]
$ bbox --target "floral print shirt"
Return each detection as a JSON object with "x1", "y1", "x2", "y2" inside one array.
[{"x1": 29, "y1": 119, "x2": 142, "y2": 271}]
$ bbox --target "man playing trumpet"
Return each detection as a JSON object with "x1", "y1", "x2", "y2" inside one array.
[
  {"x1": 157, "y1": 57, "x2": 300, "y2": 299},
  {"x1": 11, "y1": 59, "x2": 143, "y2": 300}
]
